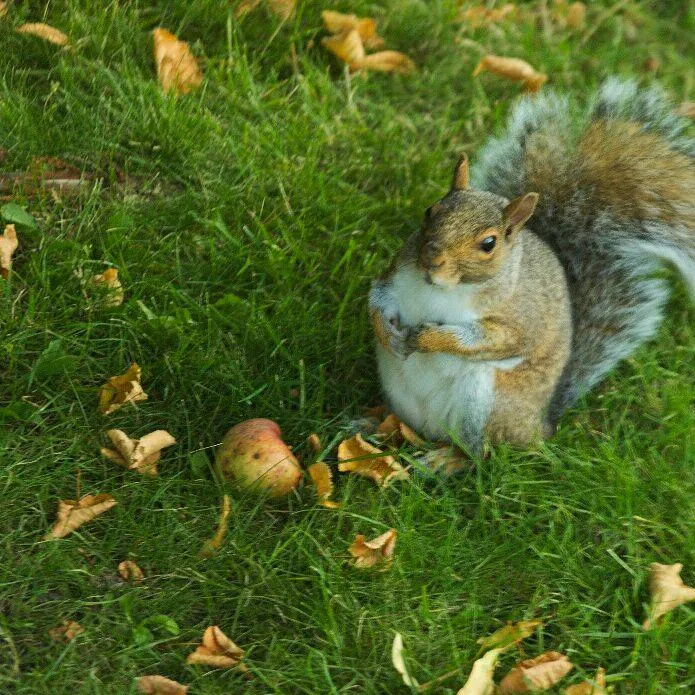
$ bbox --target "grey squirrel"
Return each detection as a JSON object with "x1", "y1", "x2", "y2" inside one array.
[{"x1": 369, "y1": 79, "x2": 695, "y2": 452}]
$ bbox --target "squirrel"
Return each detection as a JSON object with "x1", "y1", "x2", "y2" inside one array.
[{"x1": 369, "y1": 79, "x2": 695, "y2": 453}]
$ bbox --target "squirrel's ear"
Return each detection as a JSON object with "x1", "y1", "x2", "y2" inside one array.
[
  {"x1": 452, "y1": 153, "x2": 470, "y2": 190},
  {"x1": 503, "y1": 192, "x2": 539, "y2": 235}
]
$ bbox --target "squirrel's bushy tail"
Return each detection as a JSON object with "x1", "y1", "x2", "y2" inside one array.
[{"x1": 473, "y1": 78, "x2": 695, "y2": 420}]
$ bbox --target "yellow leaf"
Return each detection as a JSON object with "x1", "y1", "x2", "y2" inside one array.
[
  {"x1": 472, "y1": 55, "x2": 547, "y2": 92},
  {"x1": 321, "y1": 28, "x2": 365, "y2": 65},
  {"x1": 136, "y1": 675, "x2": 189, "y2": 695},
  {"x1": 308, "y1": 461, "x2": 340, "y2": 508},
  {"x1": 16, "y1": 22, "x2": 69, "y2": 46},
  {"x1": 45, "y1": 493, "x2": 117, "y2": 539},
  {"x1": 476, "y1": 619, "x2": 542, "y2": 652},
  {"x1": 200, "y1": 494, "x2": 232, "y2": 557},
  {"x1": 186, "y1": 626, "x2": 248, "y2": 671},
  {"x1": 89, "y1": 268, "x2": 124, "y2": 307},
  {"x1": 321, "y1": 10, "x2": 384, "y2": 49},
  {"x1": 152, "y1": 28, "x2": 203, "y2": 94},
  {"x1": 499, "y1": 651, "x2": 573, "y2": 693},
  {"x1": 376, "y1": 413, "x2": 424, "y2": 446},
  {"x1": 0, "y1": 224, "x2": 18, "y2": 279},
  {"x1": 98, "y1": 363, "x2": 148, "y2": 415},
  {"x1": 459, "y1": 4, "x2": 517, "y2": 28},
  {"x1": 565, "y1": 2, "x2": 587, "y2": 29},
  {"x1": 307, "y1": 432, "x2": 322, "y2": 453},
  {"x1": 351, "y1": 51, "x2": 416, "y2": 75},
  {"x1": 391, "y1": 632, "x2": 419, "y2": 688},
  {"x1": 457, "y1": 647, "x2": 506, "y2": 695},
  {"x1": 349, "y1": 528, "x2": 397, "y2": 570},
  {"x1": 337, "y1": 433, "x2": 409, "y2": 487},
  {"x1": 48, "y1": 620, "x2": 84, "y2": 642},
  {"x1": 0, "y1": 2, "x2": 7, "y2": 18},
  {"x1": 642, "y1": 562, "x2": 695, "y2": 629},
  {"x1": 235, "y1": 0, "x2": 295, "y2": 19},
  {"x1": 118, "y1": 560, "x2": 144, "y2": 584},
  {"x1": 101, "y1": 428, "x2": 176, "y2": 476},
  {"x1": 564, "y1": 668, "x2": 607, "y2": 695}
]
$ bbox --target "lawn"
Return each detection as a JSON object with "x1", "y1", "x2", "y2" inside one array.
[{"x1": 1, "y1": 1, "x2": 694, "y2": 693}]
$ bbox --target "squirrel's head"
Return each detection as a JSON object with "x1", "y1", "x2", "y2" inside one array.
[{"x1": 416, "y1": 154, "x2": 539, "y2": 288}]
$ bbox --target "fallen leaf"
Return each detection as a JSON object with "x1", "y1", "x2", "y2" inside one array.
[
  {"x1": 415, "y1": 446, "x2": 469, "y2": 475},
  {"x1": 48, "y1": 620, "x2": 84, "y2": 642},
  {"x1": 376, "y1": 413, "x2": 424, "y2": 446},
  {"x1": 235, "y1": 0, "x2": 296, "y2": 19},
  {"x1": 118, "y1": 560, "x2": 144, "y2": 584},
  {"x1": 477, "y1": 619, "x2": 542, "y2": 652},
  {"x1": 364, "y1": 404, "x2": 388, "y2": 419},
  {"x1": 499, "y1": 651, "x2": 573, "y2": 693},
  {"x1": 0, "y1": 2, "x2": 7, "y2": 18},
  {"x1": 459, "y1": 4, "x2": 517, "y2": 27},
  {"x1": 676, "y1": 102, "x2": 695, "y2": 118},
  {"x1": 16, "y1": 22, "x2": 69, "y2": 46},
  {"x1": 101, "y1": 429, "x2": 176, "y2": 476},
  {"x1": 0, "y1": 224, "x2": 18, "y2": 279},
  {"x1": 351, "y1": 50, "x2": 415, "y2": 75},
  {"x1": 321, "y1": 28, "x2": 365, "y2": 64},
  {"x1": 391, "y1": 632, "x2": 419, "y2": 688},
  {"x1": 457, "y1": 647, "x2": 506, "y2": 695},
  {"x1": 321, "y1": 10, "x2": 384, "y2": 49},
  {"x1": 349, "y1": 528, "x2": 397, "y2": 570},
  {"x1": 136, "y1": 675, "x2": 189, "y2": 695},
  {"x1": 307, "y1": 432, "x2": 322, "y2": 453},
  {"x1": 187, "y1": 625, "x2": 248, "y2": 671},
  {"x1": 89, "y1": 268, "x2": 124, "y2": 307},
  {"x1": 565, "y1": 2, "x2": 587, "y2": 29},
  {"x1": 200, "y1": 494, "x2": 232, "y2": 557},
  {"x1": 337, "y1": 433, "x2": 409, "y2": 487},
  {"x1": 98, "y1": 363, "x2": 148, "y2": 415},
  {"x1": 564, "y1": 668, "x2": 606, "y2": 695},
  {"x1": 472, "y1": 55, "x2": 547, "y2": 92},
  {"x1": 152, "y1": 28, "x2": 203, "y2": 94},
  {"x1": 45, "y1": 493, "x2": 117, "y2": 539},
  {"x1": 308, "y1": 461, "x2": 340, "y2": 508},
  {"x1": 642, "y1": 562, "x2": 695, "y2": 629}
]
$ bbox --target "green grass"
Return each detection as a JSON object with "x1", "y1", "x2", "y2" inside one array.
[{"x1": 1, "y1": 0, "x2": 694, "y2": 692}]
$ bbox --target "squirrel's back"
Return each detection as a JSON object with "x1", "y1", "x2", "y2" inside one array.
[{"x1": 473, "y1": 78, "x2": 695, "y2": 420}]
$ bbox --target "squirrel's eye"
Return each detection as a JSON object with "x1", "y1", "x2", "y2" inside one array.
[{"x1": 480, "y1": 236, "x2": 497, "y2": 253}]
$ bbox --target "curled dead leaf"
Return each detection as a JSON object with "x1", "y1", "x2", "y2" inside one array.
[
  {"x1": 564, "y1": 668, "x2": 606, "y2": 695},
  {"x1": 321, "y1": 10, "x2": 384, "y2": 49},
  {"x1": 457, "y1": 647, "x2": 506, "y2": 695},
  {"x1": 48, "y1": 620, "x2": 84, "y2": 642},
  {"x1": 351, "y1": 50, "x2": 415, "y2": 75},
  {"x1": 187, "y1": 625, "x2": 248, "y2": 671},
  {"x1": 118, "y1": 560, "x2": 144, "y2": 584},
  {"x1": 89, "y1": 268, "x2": 124, "y2": 307},
  {"x1": 472, "y1": 55, "x2": 547, "y2": 92},
  {"x1": 0, "y1": 224, "x2": 18, "y2": 279},
  {"x1": 307, "y1": 432, "x2": 322, "y2": 453},
  {"x1": 642, "y1": 562, "x2": 695, "y2": 629},
  {"x1": 308, "y1": 461, "x2": 340, "y2": 508},
  {"x1": 499, "y1": 651, "x2": 573, "y2": 693},
  {"x1": 337, "y1": 433, "x2": 409, "y2": 487},
  {"x1": 235, "y1": 0, "x2": 296, "y2": 20},
  {"x1": 376, "y1": 413, "x2": 424, "y2": 446},
  {"x1": 152, "y1": 28, "x2": 203, "y2": 94},
  {"x1": 101, "y1": 429, "x2": 175, "y2": 476},
  {"x1": 391, "y1": 632, "x2": 419, "y2": 688},
  {"x1": 477, "y1": 619, "x2": 542, "y2": 652},
  {"x1": 45, "y1": 493, "x2": 117, "y2": 539},
  {"x1": 200, "y1": 494, "x2": 232, "y2": 557},
  {"x1": 98, "y1": 363, "x2": 148, "y2": 415},
  {"x1": 459, "y1": 4, "x2": 516, "y2": 27},
  {"x1": 17, "y1": 22, "x2": 69, "y2": 46},
  {"x1": 321, "y1": 28, "x2": 365, "y2": 64},
  {"x1": 136, "y1": 675, "x2": 189, "y2": 695},
  {"x1": 349, "y1": 528, "x2": 397, "y2": 570},
  {"x1": 565, "y1": 2, "x2": 587, "y2": 30}
]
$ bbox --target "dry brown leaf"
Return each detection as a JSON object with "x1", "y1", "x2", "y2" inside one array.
[
  {"x1": 391, "y1": 632, "x2": 419, "y2": 688},
  {"x1": 307, "y1": 432, "x2": 322, "y2": 453},
  {"x1": 351, "y1": 51, "x2": 415, "y2": 75},
  {"x1": 101, "y1": 429, "x2": 175, "y2": 475},
  {"x1": 187, "y1": 625, "x2": 248, "y2": 671},
  {"x1": 376, "y1": 413, "x2": 424, "y2": 446},
  {"x1": 0, "y1": 224, "x2": 18, "y2": 279},
  {"x1": 415, "y1": 446, "x2": 469, "y2": 475},
  {"x1": 499, "y1": 651, "x2": 573, "y2": 693},
  {"x1": 136, "y1": 675, "x2": 189, "y2": 695},
  {"x1": 565, "y1": 2, "x2": 587, "y2": 29},
  {"x1": 349, "y1": 528, "x2": 397, "y2": 570},
  {"x1": 89, "y1": 268, "x2": 124, "y2": 307},
  {"x1": 642, "y1": 562, "x2": 695, "y2": 629},
  {"x1": 321, "y1": 28, "x2": 365, "y2": 65},
  {"x1": 564, "y1": 668, "x2": 606, "y2": 695},
  {"x1": 337, "y1": 433, "x2": 409, "y2": 487},
  {"x1": 48, "y1": 620, "x2": 84, "y2": 642},
  {"x1": 457, "y1": 647, "x2": 506, "y2": 695},
  {"x1": 45, "y1": 493, "x2": 117, "y2": 539},
  {"x1": 200, "y1": 494, "x2": 232, "y2": 557},
  {"x1": 477, "y1": 619, "x2": 542, "y2": 652},
  {"x1": 676, "y1": 102, "x2": 695, "y2": 118},
  {"x1": 17, "y1": 22, "x2": 69, "y2": 46},
  {"x1": 152, "y1": 28, "x2": 203, "y2": 94},
  {"x1": 472, "y1": 55, "x2": 548, "y2": 92},
  {"x1": 118, "y1": 560, "x2": 144, "y2": 584},
  {"x1": 235, "y1": 0, "x2": 295, "y2": 20},
  {"x1": 98, "y1": 363, "x2": 148, "y2": 415},
  {"x1": 308, "y1": 462, "x2": 340, "y2": 508},
  {"x1": 459, "y1": 4, "x2": 517, "y2": 27},
  {"x1": 0, "y1": 2, "x2": 7, "y2": 18},
  {"x1": 321, "y1": 10, "x2": 384, "y2": 49}
]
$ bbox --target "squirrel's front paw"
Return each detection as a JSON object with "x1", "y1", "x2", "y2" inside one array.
[{"x1": 385, "y1": 318, "x2": 412, "y2": 359}]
